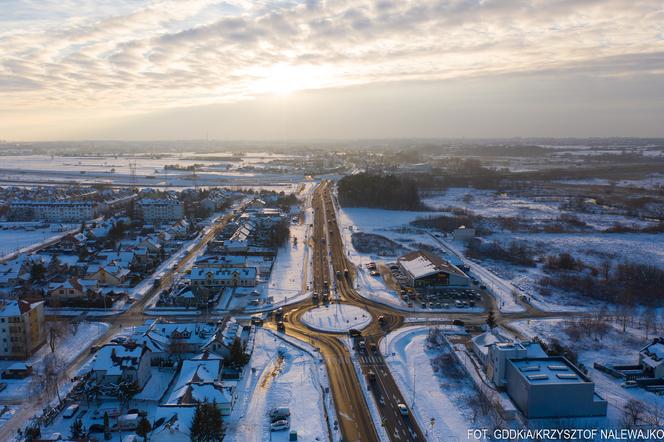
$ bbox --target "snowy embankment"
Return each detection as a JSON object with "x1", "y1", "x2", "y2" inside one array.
[
  {"x1": 224, "y1": 329, "x2": 332, "y2": 442},
  {"x1": 301, "y1": 304, "x2": 372, "y2": 332},
  {"x1": 381, "y1": 326, "x2": 484, "y2": 441}
]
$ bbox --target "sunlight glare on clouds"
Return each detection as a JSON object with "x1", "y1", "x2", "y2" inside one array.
[{"x1": 247, "y1": 63, "x2": 337, "y2": 96}]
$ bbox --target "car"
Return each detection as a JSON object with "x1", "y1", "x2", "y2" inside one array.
[
  {"x1": 370, "y1": 343, "x2": 377, "y2": 353},
  {"x1": 88, "y1": 423, "x2": 106, "y2": 433},
  {"x1": 277, "y1": 321, "x2": 285, "y2": 332},
  {"x1": 271, "y1": 420, "x2": 290, "y2": 431},
  {"x1": 63, "y1": 404, "x2": 79, "y2": 418},
  {"x1": 110, "y1": 336, "x2": 127, "y2": 344},
  {"x1": 89, "y1": 345, "x2": 101, "y2": 354},
  {"x1": 622, "y1": 380, "x2": 638, "y2": 389},
  {"x1": 251, "y1": 316, "x2": 264, "y2": 326},
  {"x1": 270, "y1": 407, "x2": 291, "y2": 420},
  {"x1": 126, "y1": 408, "x2": 147, "y2": 417},
  {"x1": 370, "y1": 270, "x2": 380, "y2": 277},
  {"x1": 348, "y1": 329, "x2": 362, "y2": 337},
  {"x1": 480, "y1": 285, "x2": 487, "y2": 290},
  {"x1": 397, "y1": 403, "x2": 409, "y2": 416},
  {"x1": 358, "y1": 341, "x2": 366, "y2": 352},
  {"x1": 452, "y1": 319, "x2": 465, "y2": 326},
  {"x1": 126, "y1": 297, "x2": 135, "y2": 304},
  {"x1": 378, "y1": 316, "x2": 386, "y2": 325}
]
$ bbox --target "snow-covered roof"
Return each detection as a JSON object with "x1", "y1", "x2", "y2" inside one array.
[
  {"x1": 189, "y1": 267, "x2": 257, "y2": 281},
  {"x1": 399, "y1": 250, "x2": 466, "y2": 279},
  {"x1": 91, "y1": 344, "x2": 148, "y2": 376},
  {"x1": 0, "y1": 299, "x2": 35, "y2": 316},
  {"x1": 641, "y1": 340, "x2": 664, "y2": 367}
]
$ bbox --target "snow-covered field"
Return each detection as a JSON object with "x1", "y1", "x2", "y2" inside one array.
[
  {"x1": 421, "y1": 187, "x2": 664, "y2": 312},
  {"x1": 381, "y1": 326, "x2": 489, "y2": 440},
  {"x1": 0, "y1": 224, "x2": 77, "y2": 259},
  {"x1": 301, "y1": 304, "x2": 371, "y2": 332},
  {"x1": 225, "y1": 329, "x2": 331, "y2": 442},
  {"x1": 0, "y1": 154, "x2": 306, "y2": 188}
]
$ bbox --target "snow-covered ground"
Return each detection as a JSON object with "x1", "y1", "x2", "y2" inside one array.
[
  {"x1": 381, "y1": 326, "x2": 489, "y2": 440},
  {"x1": 0, "y1": 224, "x2": 78, "y2": 260},
  {"x1": 0, "y1": 321, "x2": 110, "y2": 401},
  {"x1": 0, "y1": 154, "x2": 306, "y2": 188},
  {"x1": 508, "y1": 318, "x2": 664, "y2": 418},
  {"x1": 225, "y1": 329, "x2": 331, "y2": 442},
  {"x1": 259, "y1": 185, "x2": 315, "y2": 308},
  {"x1": 421, "y1": 187, "x2": 664, "y2": 313},
  {"x1": 301, "y1": 304, "x2": 371, "y2": 332}
]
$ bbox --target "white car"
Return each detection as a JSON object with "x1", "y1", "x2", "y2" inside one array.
[
  {"x1": 270, "y1": 420, "x2": 290, "y2": 431},
  {"x1": 397, "y1": 403, "x2": 409, "y2": 416},
  {"x1": 622, "y1": 380, "x2": 638, "y2": 389}
]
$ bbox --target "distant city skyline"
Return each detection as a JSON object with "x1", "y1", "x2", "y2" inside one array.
[{"x1": 1, "y1": 0, "x2": 664, "y2": 141}]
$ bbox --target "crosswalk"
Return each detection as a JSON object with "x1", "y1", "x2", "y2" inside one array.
[{"x1": 359, "y1": 355, "x2": 385, "y2": 365}]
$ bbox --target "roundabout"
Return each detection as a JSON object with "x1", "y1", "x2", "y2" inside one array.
[{"x1": 301, "y1": 303, "x2": 372, "y2": 332}]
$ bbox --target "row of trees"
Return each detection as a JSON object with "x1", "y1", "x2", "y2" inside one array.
[
  {"x1": 338, "y1": 173, "x2": 424, "y2": 210},
  {"x1": 540, "y1": 257, "x2": 664, "y2": 306}
]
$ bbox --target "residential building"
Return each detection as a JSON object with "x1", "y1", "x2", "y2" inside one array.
[
  {"x1": 139, "y1": 199, "x2": 184, "y2": 222},
  {"x1": 47, "y1": 277, "x2": 99, "y2": 301},
  {"x1": 90, "y1": 342, "x2": 152, "y2": 389},
  {"x1": 0, "y1": 300, "x2": 46, "y2": 360},
  {"x1": 10, "y1": 200, "x2": 96, "y2": 222},
  {"x1": 189, "y1": 267, "x2": 257, "y2": 289},
  {"x1": 163, "y1": 356, "x2": 234, "y2": 415}
]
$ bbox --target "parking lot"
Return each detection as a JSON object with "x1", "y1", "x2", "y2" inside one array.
[{"x1": 375, "y1": 261, "x2": 485, "y2": 310}]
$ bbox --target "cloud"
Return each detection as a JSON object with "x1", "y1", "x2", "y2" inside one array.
[{"x1": 0, "y1": 0, "x2": 663, "y2": 135}]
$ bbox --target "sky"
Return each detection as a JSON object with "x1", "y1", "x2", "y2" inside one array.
[{"x1": 1, "y1": 0, "x2": 663, "y2": 141}]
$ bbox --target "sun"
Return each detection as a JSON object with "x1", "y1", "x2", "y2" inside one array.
[{"x1": 249, "y1": 63, "x2": 333, "y2": 97}]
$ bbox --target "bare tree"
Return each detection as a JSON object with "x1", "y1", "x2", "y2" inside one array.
[
  {"x1": 643, "y1": 309, "x2": 657, "y2": 340},
  {"x1": 623, "y1": 399, "x2": 645, "y2": 428},
  {"x1": 40, "y1": 353, "x2": 67, "y2": 404},
  {"x1": 644, "y1": 402, "x2": 663, "y2": 427},
  {"x1": 45, "y1": 321, "x2": 70, "y2": 353}
]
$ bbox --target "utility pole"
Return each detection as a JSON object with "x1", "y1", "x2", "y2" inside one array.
[{"x1": 411, "y1": 360, "x2": 416, "y2": 409}]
